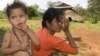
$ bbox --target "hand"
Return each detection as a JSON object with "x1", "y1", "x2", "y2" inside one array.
[
  {"x1": 61, "y1": 18, "x2": 70, "y2": 32},
  {"x1": 20, "y1": 43, "x2": 29, "y2": 51},
  {"x1": 16, "y1": 23, "x2": 29, "y2": 32}
]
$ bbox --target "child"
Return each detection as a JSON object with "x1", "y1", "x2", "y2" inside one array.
[
  {"x1": 32, "y1": 8, "x2": 78, "y2": 56},
  {"x1": 1, "y1": 1, "x2": 39, "y2": 56}
]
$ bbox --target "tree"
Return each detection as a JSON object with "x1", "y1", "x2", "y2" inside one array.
[
  {"x1": 27, "y1": 4, "x2": 39, "y2": 19},
  {"x1": 74, "y1": 4, "x2": 89, "y2": 21},
  {"x1": 88, "y1": 0, "x2": 100, "y2": 22},
  {"x1": 0, "y1": 11, "x2": 6, "y2": 19},
  {"x1": 74, "y1": 4, "x2": 87, "y2": 16}
]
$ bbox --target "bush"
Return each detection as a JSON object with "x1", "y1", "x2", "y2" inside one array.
[
  {"x1": 0, "y1": 27, "x2": 7, "y2": 47},
  {"x1": 89, "y1": 15, "x2": 98, "y2": 24},
  {"x1": 0, "y1": 11, "x2": 7, "y2": 19},
  {"x1": 28, "y1": 15, "x2": 42, "y2": 20},
  {"x1": 28, "y1": 6, "x2": 39, "y2": 19}
]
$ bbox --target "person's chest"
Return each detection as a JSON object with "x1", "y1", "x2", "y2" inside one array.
[
  {"x1": 37, "y1": 33, "x2": 54, "y2": 51},
  {"x1": 10, "y1": 31, "x2": 30, "y2": 47}
]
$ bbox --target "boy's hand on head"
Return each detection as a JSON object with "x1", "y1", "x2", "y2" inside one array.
[{"x1": 61, "y1": 18, "x2": 70, "y2": 32}]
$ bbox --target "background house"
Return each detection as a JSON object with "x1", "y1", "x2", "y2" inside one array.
[{"x1": 51, "y1": 1, "x2": 84, "y2": 22}]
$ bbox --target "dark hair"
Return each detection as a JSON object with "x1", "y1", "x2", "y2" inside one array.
[
  {"x1": 6, "y1": 1, "x2": 28, "y2": 18},
  {"x1": 42, "y1": 8, "x2": 64, "y2": 27}
]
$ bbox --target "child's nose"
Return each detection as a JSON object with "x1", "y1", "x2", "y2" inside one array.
[
  {"x1": 17, "y1": 19, "x2": 22, "y2": 24},
  {"x1": 17, "y1": 17, "x2": 22, "y2": 22},
  {"x1": 17, "y1": 17, "x2": 20, "y2": 21}
]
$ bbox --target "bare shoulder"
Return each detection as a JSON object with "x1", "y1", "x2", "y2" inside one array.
[
  {"x1": 1, "y1": 30, "x2": 12, "y2": 48},
  {"x1": 4, "y1": 30, "x2": 12, "y2": 37},
  {"x1": 3, "y1": 30, "x2": 12, "y2": 42}
]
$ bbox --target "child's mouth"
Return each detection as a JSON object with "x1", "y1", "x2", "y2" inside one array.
[{"x1": 17, "y1": 23, "x2": 23, "y2": 27}]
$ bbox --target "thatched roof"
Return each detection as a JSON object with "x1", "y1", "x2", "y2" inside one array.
[
  {"x1": 52, "y1": 1, "x2": 73, "y2": 9},
  {"x1": 51, "y1": 1, "x2": 83, "y2": 22},
  {"x1": 65, "y1": 10, "x2": 83, "y2": 22}
]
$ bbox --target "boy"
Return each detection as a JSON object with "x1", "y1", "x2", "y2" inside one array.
[
  {"x1": 32, "y1": 8, "x2": 78, "y2": 56},
  {"x1": 1, "y1": 1, "x2": 39, "y2": 56}
]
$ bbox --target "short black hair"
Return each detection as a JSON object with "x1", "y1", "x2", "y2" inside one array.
[
  {"x1": 42, "y1": 8, "x2": 64, "y2": 27},
  {"x1": 6, "y1": 1, "x2": 28, "y2": 18}
]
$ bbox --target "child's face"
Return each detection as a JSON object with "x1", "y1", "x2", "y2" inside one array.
[
  {"x1": 8, "y1": 8, "x2": 28, "y2": 28},
  {"x1": 46, "y1": 16, "x2": 65, "y2": 33}
]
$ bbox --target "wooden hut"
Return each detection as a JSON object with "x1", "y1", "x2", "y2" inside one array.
[{"x1": 51, "y1": 1, "x2": 83, "y2": 22}]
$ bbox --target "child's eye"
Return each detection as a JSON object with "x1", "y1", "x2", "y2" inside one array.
[
  {"x1": 20, "y1": 15, "x2": 24, "y2": 18},
  {"x1": 57, "y1": 19, "x2": 62, "y2": 23},
  {"x1": 11, "y1": 16, "x2": 16, "y2": 19}
]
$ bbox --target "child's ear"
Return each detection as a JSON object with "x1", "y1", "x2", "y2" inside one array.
[{"x1": 46, "y1": 21, "x2": 50, "y2": 27}]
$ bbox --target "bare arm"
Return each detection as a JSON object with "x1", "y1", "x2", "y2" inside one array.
[
  {"x1": 62, "y1": 18, "x2": 77, "y2": 48},
  {"x1": 16, "y1": 24, "x2": 40, "y2": 48},
  {"x1": 1, "y1": 31, "x2": 22, "y2": 55},
  {"x1": 64, "y1": 29, "x2": 77, "y2": 48},
  {"x1": 25, "y1": 29, "x2": 40, "y2": 47}
]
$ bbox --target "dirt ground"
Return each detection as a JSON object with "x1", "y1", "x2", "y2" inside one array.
[
  {"x1": 55, "y1": 25, "x2": 100, "y2": 56},
  {"x1": 73, "y1": 26, "x2": 100, "y2": 56}
]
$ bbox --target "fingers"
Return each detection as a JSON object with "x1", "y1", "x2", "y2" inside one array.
[
  {"x1": 61, "y1": 18, "x2": 69, "y2": 26},
  {"x1": 21, "y1": 43, "x2": 29, "y2": 51},
  {"x1": 61, "y1": 17, "x2": 69, "y2": 23},
  {"x1": 16, "y1": 23, "x2": 28, "y2": 31},
  {"x1": 64, "y1": 18, "x2": 69, "y2": 23},
  {"x1": 61, "y1": 18, "x2": 70, "y2": 31}
]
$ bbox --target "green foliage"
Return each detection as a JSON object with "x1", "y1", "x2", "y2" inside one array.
[
  {"x1": 0, "y1": 27, "x2": 7, "y2": 44},
  {"x1": 74, "y1": 4, "x2": 89, "y2": 21},
  {"x1": 88, "y1": 0, "x2": 100, "y2": 22},
  {"x1": 28, "y1": 4, "x2": 39, "y2": 19},
  {"x1": 74, "y1": 4, "x2": 87, "y2": 16},
  {"x1": 89, "y1": 15, "x2": 98, "y2": 24},
  {"x1": 0, "y1": 11, "x2": 6, "y2": 19},
  {"x1": 74, "y1": 0, "x2": 100, "y2": 24},
  {"x1": 30, "y1": 17, "x2": 41, "y2": 20}
]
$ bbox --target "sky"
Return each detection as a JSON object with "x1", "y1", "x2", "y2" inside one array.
[{"x1": 0, "y1": 0, "x2": 88, "y2": 10}]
